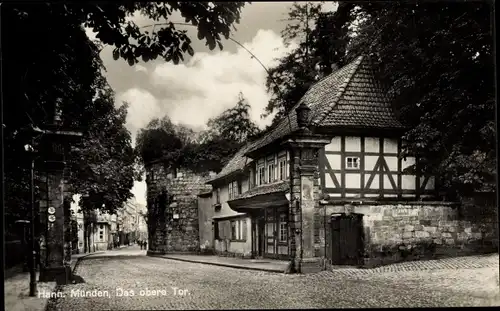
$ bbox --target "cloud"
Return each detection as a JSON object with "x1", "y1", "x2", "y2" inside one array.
[
  {"x1": 86, "y1": 13, "x2": 296, "y2": 206},
  {"x1": 142, "y1": 29, "x2": 295, "y2": 130}
]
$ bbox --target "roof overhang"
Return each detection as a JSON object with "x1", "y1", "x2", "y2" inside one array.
[
  {"x1": 227, "y1": 189, "x2": 290, "y2": 213},
  {"x1": 205, "y1": 168, "x2": 246, "y2": 185},
  {"x1": 314, "y1": 125, "x2": 409, "y2": 137}
]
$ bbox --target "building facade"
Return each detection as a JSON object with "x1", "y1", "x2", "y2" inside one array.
[
  {"x1": 145, "y1": 166, "x2": 212, "y2": 254},
  {"x1": 202, "y1": 55, "x2": 497, "y2": 272}
]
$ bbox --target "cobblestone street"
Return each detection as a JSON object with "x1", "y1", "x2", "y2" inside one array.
[{"x1": 43, "y1": 248, "x2": 499, "y2": 310}]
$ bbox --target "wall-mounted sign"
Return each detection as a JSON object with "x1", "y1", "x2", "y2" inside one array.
[
  {"x1": 173, "y1": 214, "x2": 179, "y2": 219},
  {"x1": 48, "y1": 207, "x2": 56, "y2": 215},
  {"x1": 48, "y1": 215, "x2": 56, "y2": 222}
]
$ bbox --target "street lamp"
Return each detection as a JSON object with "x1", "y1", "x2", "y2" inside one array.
[{"x1": 24, "y1": 141, "x2": 37, "y2": 297}]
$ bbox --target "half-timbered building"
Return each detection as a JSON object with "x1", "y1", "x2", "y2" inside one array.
[{"x1": 201, "y1": 55, "x2": 493, "y2": 272}]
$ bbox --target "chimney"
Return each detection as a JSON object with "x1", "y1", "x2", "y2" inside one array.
[{"x1": 295, "y1": 102, "x2": 311, "y2": 129}]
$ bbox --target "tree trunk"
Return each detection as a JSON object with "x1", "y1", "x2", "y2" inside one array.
[{"x1": 83, "y1": 223, "x2": 88, "y2": 253}]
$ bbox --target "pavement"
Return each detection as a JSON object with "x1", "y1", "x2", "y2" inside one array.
[
  {"x1": 43, "y1": 248, "x2": 500, "y2": 310},
  {"x1": 155, "y1": 253, "x2": 291, "y2": 273},
  {"x1": 3, "y1": 250, "x2": 106, "y2": 311}
]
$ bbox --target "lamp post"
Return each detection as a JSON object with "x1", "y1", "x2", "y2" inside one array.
[{"x1": 23, "y1": 142, "x2": 38, "y2": 296}]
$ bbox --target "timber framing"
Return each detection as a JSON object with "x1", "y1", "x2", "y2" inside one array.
[{"x1": 321, "y1": 135, "x2": 436, "y2": 200}]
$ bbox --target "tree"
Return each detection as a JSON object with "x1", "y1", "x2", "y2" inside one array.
[
  {"x1": 3, "y1": 2, "x2": 248, "y2": 232},
  {"x1": 191, "y1": 92, "x2": 261, "y2": 173},
  {"x1": 66, "y1": 87, "x2": 135, "y2": 252},
  {"x1": 346, "y1": 2, "x2": 495, "y2": 197},
  {"x1": 264, "y1": 2, "x2": 322, "y2": 124},
  {"x1": 263, "y1": 2, "x2": 355, "y2": 125},
  {"x1": 206, "y1": 92, "x2": 260, "y2": 143}
]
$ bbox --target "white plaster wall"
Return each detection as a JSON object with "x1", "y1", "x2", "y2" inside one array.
[
  {"x1": 213, "y1": 184, "x2": 241, "y2": 218},
  {"x1": 326, "y1": 154, "x2": 341, "y2": 169},
  {"x1": 365, "y1": 137, "x2": 379, "y2": 152},
  {"x1": 385, "y1": 156, "x2": 398, "y2": 171},
  {"x1": 383, "y1": 137, "x2": 398, "y2": 153},
  {"x1": 345, "y1": 173, "x2": 361, "y2": 188},
  {"x1": 345, "y1": 136, "x2": 361, "y2": 152},
  {"x1": 326, "y1": 137, "x2": 341, "y2": 151},
  {"x1": 364, "y1": 155, "x2": 378, "y2": 171}
]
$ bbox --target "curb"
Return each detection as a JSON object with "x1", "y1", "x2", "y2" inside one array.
[
  {"x1": 154, "y1": 255, "x2": 288, "y2": 273},
  {"x1": 71, "y1": 251, "x2": 105, "y2": 273}
]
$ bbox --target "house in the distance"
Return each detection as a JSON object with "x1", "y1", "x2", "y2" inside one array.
[{"x1": 201, "y1": 55, "x2": 497, "y2": 272}]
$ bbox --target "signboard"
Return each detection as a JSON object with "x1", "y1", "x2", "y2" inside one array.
[
  {"x1": 48, "y1": 207, "x2": 56, "y2": 215},
  {"x1": 173, "y1": 214, "x2": 179, "y2": 219},
  {"x1": 48, "y1": 215, "x2": 56, "y2": 222}
]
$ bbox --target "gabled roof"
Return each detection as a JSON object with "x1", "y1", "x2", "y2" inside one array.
[
  {"x1": 246, "y1": 55, "x2": 406, "y2": 154},
  {"x1": 209, "y1": 55, "x2": 406, "y2": 183}
]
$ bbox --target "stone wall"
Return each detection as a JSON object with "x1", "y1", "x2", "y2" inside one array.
[
  {"x1": 322, "y1": 200, "x2": 498, "y2": 267},
  {"x1": 146, "y1": 163, "x2": 212, "y2": 254},
  {"x1": 198, "y1": 194, "x2": 214, "y2": 254}
]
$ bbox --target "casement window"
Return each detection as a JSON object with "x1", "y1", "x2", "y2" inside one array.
[
  {"x1": 278, "y1": 157, "x2": 287, "y2": 181},
  {"x1": 346, "y1": 157, "x2": 360, "y2": 169},
  {"x1": 279, "y1": 214, "x2": 287, "y2": 243},
  {"x1": 99, "y1": 230, "x2": 104, "y2": 241},
  {"x1": 256, "y1": 165, "x2": 265, "y2": 186},
  {"x1": 228, "y1": 181, "x2": 239, "y2": 199},
  {"x1": 230, "y1": 219, "x2": 247, "y2": 241},
  {"x1": 267, "y1": 162, "x2": 275, "y2": 183},
  {"x1": 215, "y1": 188, "x2": 221, "y2": 204}
]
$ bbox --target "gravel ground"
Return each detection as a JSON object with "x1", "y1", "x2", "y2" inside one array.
[{"x1": 46, "y1": 251, "x2": 500, "y2": 310}]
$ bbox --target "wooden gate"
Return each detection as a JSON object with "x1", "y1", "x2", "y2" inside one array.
[{"x1": 330, "y1": 213, "x2": 364, "y2": 266}]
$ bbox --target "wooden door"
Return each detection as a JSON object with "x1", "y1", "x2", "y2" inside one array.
[{"x1": 330, "y1": 213, "x2": 364, "y2": 265}]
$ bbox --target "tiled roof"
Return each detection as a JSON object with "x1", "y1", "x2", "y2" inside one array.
[
  {"x1": 206, "y1": 141, "x2": 257, "y2": 183},
  {"x1": 229, "y1": 180, "x2": 289, "y2": 201},
  {"x1": 246, "y1": 55, "x2": 406, "y2": 154}
]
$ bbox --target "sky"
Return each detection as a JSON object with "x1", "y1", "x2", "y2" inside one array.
[{"x1": 85, "y1": 2, "x2": 337, "y2": 205}]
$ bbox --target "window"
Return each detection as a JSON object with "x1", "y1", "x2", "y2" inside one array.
[
  {"x1": 279, "y1": 214, "x2": 287, "y2": 243},
  {"x1": 100, "y1": 224, "x2": 104, "y2": 229},
  {"x1": 214, "y1": 222, "x2": 220, "y2": 240},
  {"x1": 99, "y1": 230, "x2": 104, "y2": 241},
  {"x1": 215, "y1": 188, "x2": 220, "y2": 204},
  {"x1": 256, "y1": 165, "x2": 265, "y2": 186},
  {"x1": 278, "y1": 158, "x2": 286, "y2": 180},
  {"x1": 346, "y1": 157, "x2": 360, "y2": 169},
  {"x1": 267, "y1": 163, "x2": 275, "y2": 183},
  {"x1": 228, "y1": 181, "x2": 239, "y2": 199},
  {"x1": 230, "y1": 219, "x2": 247, "y2": 241}
]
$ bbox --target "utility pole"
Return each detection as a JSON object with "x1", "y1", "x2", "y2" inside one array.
[{"x1": 29, "y1": 144, "x2": 36, "y2": 296}]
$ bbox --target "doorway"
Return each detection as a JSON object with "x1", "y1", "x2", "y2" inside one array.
[{"x1": 330, "y1": 213, "x2": 364, "y2": 265}]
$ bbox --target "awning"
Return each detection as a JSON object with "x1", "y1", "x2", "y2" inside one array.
[{"x1": 227, "y1": 181, "x2": 290, "y2": 213}]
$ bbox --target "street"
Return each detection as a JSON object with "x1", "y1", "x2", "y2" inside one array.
[{"x1": 44, "y1": 247, "x2": 499, "y2": 310}]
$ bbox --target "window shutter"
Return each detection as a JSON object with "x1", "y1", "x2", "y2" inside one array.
[{"x1": 242, "y1": 219, "x2": 247, "y2": 240}]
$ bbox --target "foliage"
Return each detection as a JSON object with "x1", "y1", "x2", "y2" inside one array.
[
  {"x1": 206, "y1": 92, "x2": 260, "y2": 143},
  {"x1": 75, "y1": 2, "x2": 246, "y2": 65},
  {"x1": 3, "y1": 2, "x2": 248, "y2": 227},
  {"x1": 346, "y1": 1, "x2": 495, "y2": 196},
  {"x1": 266, "y1": 1, "x2": 494, "y2": 197},
  {"x1": 264, "y1": 2, "x2": 354, "y2": 125},
  {"x1": 67, "y1": 90, "x2": 136, "y2": 215},
  {"x1": 135, "y1": 93, "x2": 260, "y2": 174}
]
